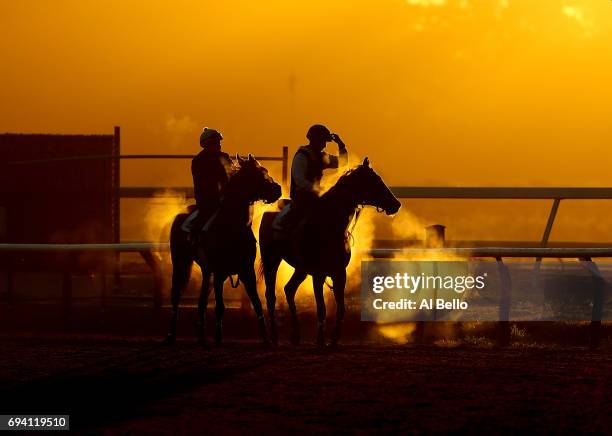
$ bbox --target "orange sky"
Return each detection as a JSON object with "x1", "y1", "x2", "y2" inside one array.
[{"x1": 2, "y1": 0, "x2": 612, "y2": 242}]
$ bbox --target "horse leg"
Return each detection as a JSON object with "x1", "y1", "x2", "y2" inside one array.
[
  {"x1": 197, "y1": 269, "x2": 212, "y2": 345},
  {"x1": 240, "y1": 267, "x2": 270, "y2": 348},
  {"x1": 330, "y1": 269, "x2": 347, "y2": 347},
  {"x1": 213, "y1": 273, "x2": 226, "y2": 347},
  {"x1": 284, "y1": 270, "x2": 307, "y2": 345},
  {"x1": 263, "y1": 253, "x2": 281, "y2": 345},
  {"x1": 165, "y1": 255, "x2": 192, "y2": 344},
  {"x1": 313, "y1": 274, "x2": 326, "y2": 348}
]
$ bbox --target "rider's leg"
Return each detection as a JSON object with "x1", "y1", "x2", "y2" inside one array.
[
  {"x1": 189, "y1": 204, "x2": 214, "y2": 244},
  {"x1": 188, "y1": 209, "x2": 203, "y2": 244}
]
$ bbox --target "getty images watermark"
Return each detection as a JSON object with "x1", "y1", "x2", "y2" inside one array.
[
  {"x1": 361, "y1": 261, "x2": 612, "y2": 322},
  {"x1": 371, "y1": 270, "x2": 487, "y2": 310}
]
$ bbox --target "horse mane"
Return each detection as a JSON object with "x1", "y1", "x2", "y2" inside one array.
[
  {"x1": 224, "y1": 161, "x2": 251, "y2": 193},
  {"x1": 320, "y1": 165, "x2": 362, "y2": 201},
  {"x1": 223, "y1": 158, "x2": 267, "y2": 199}
]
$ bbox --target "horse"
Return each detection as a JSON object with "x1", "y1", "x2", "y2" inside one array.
[
  {"x1": 259, "y1": 157, "x2": 401, "y2": 347},
  {"x1": 166, "y1": 154, "x2": 282, "y2": 346}
]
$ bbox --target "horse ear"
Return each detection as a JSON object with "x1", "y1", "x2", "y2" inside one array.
[
  {"x1": 363, "y1": 157, "x2": 370, "y2": 167},
  {"x1": 248, "y1": 153, "x2": 255, "y2": 161},
  {"x1": 236, "y1": 154, "x2": 245, "y2": 164}
]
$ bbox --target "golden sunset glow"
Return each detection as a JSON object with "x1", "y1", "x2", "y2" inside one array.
[{"x1": 3, "y1": 0, "x2": 612, "y2": 244}]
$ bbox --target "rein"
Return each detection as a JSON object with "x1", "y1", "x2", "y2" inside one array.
[
  {"x1": 326, "y1": 204, "x2": 365, "y2": 291},
  {"x1": 346, "y1": 205, "x2": 364, "y2": 248}
]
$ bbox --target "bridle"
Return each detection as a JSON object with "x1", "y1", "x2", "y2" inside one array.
[
  {"x1": 346, "y1": 204, "x2": 364, "y2": 248},
  {"x1": 346, "y1": 201, "x2": 385, "y2": 247}
]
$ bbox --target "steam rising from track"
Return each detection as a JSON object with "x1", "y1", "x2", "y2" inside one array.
[{"x1": 141, "y1": 156, "x2": 470, "y2": 344}]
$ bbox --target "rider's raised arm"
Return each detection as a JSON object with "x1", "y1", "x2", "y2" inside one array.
[
  {"x1": 338, "y1": 146, "x2": 348, "y2": 168},
  {"x1": 292, "y1": 151, "x2": 315, "y2": 192},
  {"x1": 323, "y1": 143, "x2": 348, "y2": 169}
]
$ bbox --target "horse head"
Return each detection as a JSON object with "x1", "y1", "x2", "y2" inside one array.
[
  {"x1": 343, "y1": 157, "x2": 401, "y2": 215},
  {"x1": 233, "y1": 154, "x2": 282, "y2": 204}
]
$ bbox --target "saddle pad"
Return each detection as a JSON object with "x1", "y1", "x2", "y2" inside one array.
[
  {"x1": 272, "y1": 203, "x2": 291, "y2": 231},
  {"x1": 181, "y1": 209, "x2": 199, "y2": 232}
]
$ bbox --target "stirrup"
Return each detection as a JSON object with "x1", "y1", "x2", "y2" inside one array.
[{"x1": 188, "y1": 231, "x2": 200, "y2": 246}]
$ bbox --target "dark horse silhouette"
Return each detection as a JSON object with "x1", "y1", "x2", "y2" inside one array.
[
  {"x1": 166, "y1": 154, "x2": 281, "y2": 346},
  {"x1": 259, "y1": 158, "x2": 401, "y2": 347}
]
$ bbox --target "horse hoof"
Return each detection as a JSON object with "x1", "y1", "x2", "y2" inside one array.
[
  {"x1": 270, "y1": 336, "x2": 279, "y2": 347},
  {"x1": 197, "y1": 335, "x2": 208, "y2": 347},
  {"x1": 270, "y1": 329, "x2": 278, "y2": 347},
  {"x1": 215, "y1": 323, "x2": 223, "y2": 347},
  {"x1": 164, "y1": 334, "x2": 176, "y2": 345},
  {"x1": 290, "y1": 332, "x2": 300, "y2": 346}
]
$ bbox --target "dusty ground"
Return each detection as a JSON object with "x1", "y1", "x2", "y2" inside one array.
[{"x1": 1, "y1": 335, "x2": 611, "y2": 434}]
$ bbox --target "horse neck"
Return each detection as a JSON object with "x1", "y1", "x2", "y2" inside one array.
[
  {"x1": 218, "y1": 185, "x2": 253, "y2": 227},
  {"x1": 320, "y1": 182, "x2": 358, "y2": 232}
]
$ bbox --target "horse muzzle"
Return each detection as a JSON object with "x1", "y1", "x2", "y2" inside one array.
[
  {"x1": 385, "y1": 198, "x2": 402, "y2": 215},
  {"x1": 263, "y1": 183, "x2": 282, "y2": 204}
]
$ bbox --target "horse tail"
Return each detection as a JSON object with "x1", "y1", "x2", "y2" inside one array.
[
  {"x1": 257, "y1": 211, "x2": 279, "y2": 282},
  {"x1": 257, "y1": 257, "x2": 266, "y2": 283},
  {"x1": 170, "y1": 213, "x2": 191, "y2": 264}
]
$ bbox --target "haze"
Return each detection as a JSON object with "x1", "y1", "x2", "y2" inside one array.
[{"x1": 2, "y1": 0, "x2": 611, "y2": 242}]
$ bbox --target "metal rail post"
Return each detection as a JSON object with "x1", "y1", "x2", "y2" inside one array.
[
  {"x1": 139, "y1": 249, "x2": 164, "y2": 315},
  {"x1": 112, "y1": 126, "x2": 121, "y2": 291},
  {"x1": 6, "y1": 259, "x2": 14, "y2": 306},
  {"x1": 579, "y1": 257, "x2": 604, "y2": 349},
  {"x1": 62, "y1": 269, "x2": 72, "y2": 330},
  {"x1": 496, "y1": 257, "x2": 512, "y2": 346}
]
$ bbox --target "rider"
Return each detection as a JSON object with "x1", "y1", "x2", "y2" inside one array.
[
  {"x1": 189, "y1": 127, "x2": 233, "y2": 240},
  {"x1": 278, "y1": 124, "x2": 347, "y2": 230}
]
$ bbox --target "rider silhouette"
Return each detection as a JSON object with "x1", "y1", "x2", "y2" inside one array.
[
  {"x1": 278, "y1": 124, "x2": 347, "y2": 230},
  {"x1": 190, "y1": 127, "x2": 233, "y2": 240}
]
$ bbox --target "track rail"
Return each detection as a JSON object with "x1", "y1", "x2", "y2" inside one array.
[
  {"x1": 3, "y1": 243, "x2": 612, "y2": 259},
  {"x1": 0, "y1": 243, "x2": 608, "y2": 348}
]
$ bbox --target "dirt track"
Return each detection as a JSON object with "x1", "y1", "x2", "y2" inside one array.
[{"x1": 1, "y1": 335, "x2": 611, "y2": 434}]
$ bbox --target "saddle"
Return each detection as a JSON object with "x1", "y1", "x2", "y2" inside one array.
[
  {"x1": 181, "y1": 209, "x2": 200, "y2": 233},
  {"x1": 271, "y1": 198, "x2": 314, "y2": 242},
  {"x1": 181, "y1": 208, "x2": 218, "y2": 243}
]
